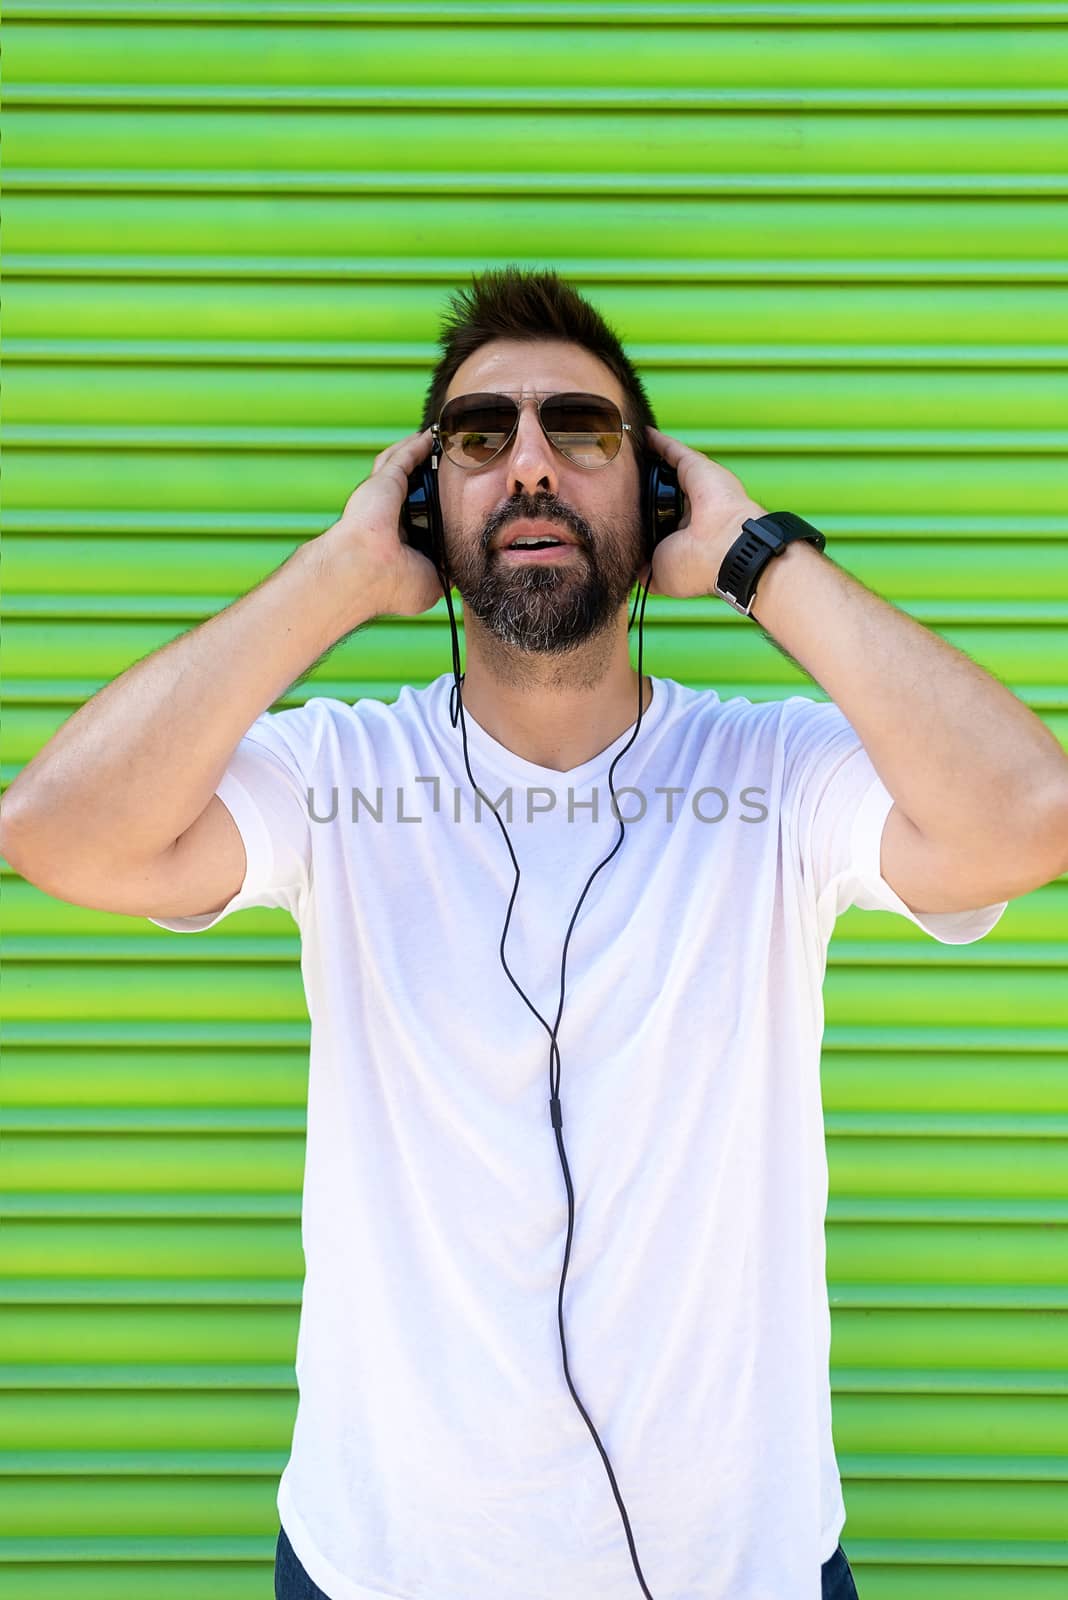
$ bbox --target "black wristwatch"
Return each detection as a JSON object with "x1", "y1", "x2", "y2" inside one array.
[{"x1": 714, "y1": 512, "x2": 827, "y2": 617}]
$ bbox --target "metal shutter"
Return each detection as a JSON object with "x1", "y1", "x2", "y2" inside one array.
[{"x1": 3, "y1": 3, "x2": 1066, "y2": 1596}]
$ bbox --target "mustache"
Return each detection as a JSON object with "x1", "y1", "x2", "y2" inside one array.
[{"x1": 482, "y1": 498, "x2": 590, "y2": 553}]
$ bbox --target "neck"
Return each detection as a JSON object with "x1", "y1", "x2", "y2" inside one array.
[{"x1": 455, "y1": 608, "x2": 652, "y2": 772}]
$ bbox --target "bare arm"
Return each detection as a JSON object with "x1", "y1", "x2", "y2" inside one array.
[
  {"x1": 0, "y1": 428, "x2": 441, "y2": 913},
  {"x1": 747, "y1": 540, "x2": 1068, "y2": 908},
  {"x1": 643, "y1": 424, "x2": 1068, "y2": 912}
]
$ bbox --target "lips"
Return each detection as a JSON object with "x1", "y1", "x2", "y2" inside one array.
[{"x1": 493, "y1": 519, "x2": 580, "y2": 552}]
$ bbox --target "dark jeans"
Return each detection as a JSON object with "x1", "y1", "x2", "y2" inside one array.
[
  {"x1": 275, "y1": 1524, "x2": 331, "y2": 1600},
  {"x1": 822, "y1": 1539, "x2": 861, "y2": 1599},
  {"x1": 274, "y1": 1523, "x2": 860, "y2": 1598}
]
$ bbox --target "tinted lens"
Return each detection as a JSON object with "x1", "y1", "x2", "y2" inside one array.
[
  {"x1": 439, "y1": 394, "x2": 519, "y2": 467},
  {"x1": 541, "y1": 393, "x2": 624, "y2": 465}
]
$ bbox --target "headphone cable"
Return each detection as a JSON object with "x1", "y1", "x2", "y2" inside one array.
[{"x1": 435, "y1": 553, "x2": 659, "y2": 1600}]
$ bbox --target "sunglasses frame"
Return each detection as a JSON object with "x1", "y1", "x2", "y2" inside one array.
[{"x1": 432, "y1": 390, "x2": 636, "y2": 471}]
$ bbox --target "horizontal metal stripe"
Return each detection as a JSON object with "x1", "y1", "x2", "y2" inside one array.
[
  {"x1": 0, "y1": 1023, "x2": 313, "y2": 1046},
  {"x1": 11, "y1": 894, "x2": 1068, "y2": 946},
  {"x1": 0, "y1": 1534, "x2": 1062, "y2": 1571},
  {"x1": 0, "y1": 1280, "x2": 302, "y2": 1303},
  {"x1": 1, "y1": 969, "x2": 309, "y2": 1022},
  {"x1": 10, "y1": 88, "x2": 1068, "y2": 112},
  {"x1": 7, "y1": 941, "x2": 1068, "y2": 967},
  {"x1": 9, "y1": 170, "x2": 1068, "y2": 197},
  {"x1": 3, "y1": 703, "x2": 1066, "y2": 763},
  {"x1": 829, "y1": 1538, "x2": 1068, "y2": 1568},
  {"x1": 3, "y1": 1222, "x2": 1065, "y2": 1279},
  {"x1": 830, "y1": 1284, "x2": 1068, "y2": 1307},
  {"x1": 8, "y1": 18, "x2": 1066, "y2": 98},
  {"x1": 0, "y1": 1534, "x2": 272, "y2": 1563},
  {"x1": 9, "y1": 374, "x2": 1068, "y2": 430},
  {"x1": 7, "y1": 338, "x2": 422, "y2": 367},
  {"x1": 2, "y1": 1363, "x2": 1062, "y2": 1395},
  {"x1": 0, "y1": 659, "x2": 1056, "y2": 723},
  {"x1": 828, "y1": 1194, "x2": 1068, "y2": 1214},
  {"x1": 833, "y1": 1370, "x2": 1068, "y2": 1394},
  {"x1": 7, "y1": 554, "x2": 1068, "y2": 606},
  {"x1": 838, "y1": 1455, "x2": 1068, "y2": 1482},
  {"x1": 828, "y1": 943, "x2": 1068, "y2": 967},
  {"x1": 5, "y1": 966, "x2": 1061, "y2": 1017},
  {"x1": 820, "y1": 1047, "x2": 1068, "y2": 1104},
  {"x1": 4, "y1": 1020, "x2": 1067, "y2": 1050},
  {"x1": 4, "y1": 631, "x2": 1066, "y2": 687},
  {"x1": 6, "y1": 198, "x2": 1068, "y2": 264},
  {"x1": 8, "y1": 511, "x2": 1068, "y2": 539},
  {"x1": 7, "y1": 1108, "x2": 1068, "y2": 1137},
  {"x1": 0, "y1": 1198, "x2": 307, "y2": 1220},
  {"x1": 9, "y1": 280, "x2": 1068, "y2": 347},
  {"x1": 6, "y1": 585, "x2": 1068, "y2": 620},
  {"x1": 6, "y1": 604, "x2": 1068, "y2": 631},
  {"x1": 4, "y1": 1192, "x2": 1067, "y2": 1221},
  {"x1": 2, "y1": 889, "x2": 1068, "y2": 934},
  {"x1": 823, "y1": 973, "x2": 1068, "y2": 1029},
  {"x1": 825, "y1": 1028, "x2": 1068, "y2": 1050},
  {"x1": 5, "y1": 1113, "x2": 308, "y2": 1139},
  {"x1": 0, "y1": 1365, "x2": 297, "y2": 1389},
  {"x1": 5, "y1": 1172, "x2": 1065, "y2": 1213},
  {"x1": 4, "y1": 678, "x2": 1061, "y2": 710},
  {"x1": 10, "y1": 338, "x2": 1068, "y2": 368},
  {"x1": 4, "y1": 1324, "x2": 1061, "y2": 1376},
  {"x1": 13, "y1": 110, "x2": 1062, "y2": 177},
  {"x1": 2, "y1": 1313, "x2": 1062, "y2": 1372},
  {"x1": 7, "y1": 2, "x2": 1068, "y2": 24},
  {"x1": 9, "y1": 253, "x2": 1068, "y2": 282},
  {"x1": 2, "y1": 1451, "x2": 286, "y2": 1476},
  {"x1": 2, "y1": 998, "x2": 1061, "y2": 1049},
  {"x1": 0, "y1": 511, "x2": 334, "y2": 533},
  {"x1": 3, "y1": 1044, "x2": 1065, "y2": 1107},
  {"x1": 7, "y1": 423, "x2": 1068, "y2": 451},
  {"x1": 2, "y1": 1449, "x2": 1065, "y2": 1481},
  {"x1": 2, "y1": 939, "x2": 301, "y2": 961},
  {"x1": 3, "y1": 1279, "x2": 1066, "y2": 1308},
  {"x1": 6, "y1": 460, "x2": 1061, "y2": 521}
]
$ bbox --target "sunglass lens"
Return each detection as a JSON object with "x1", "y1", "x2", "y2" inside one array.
[
  {"x1": 439, "y1": 395, "x2": 518, "y2": 467},
  {"x1": 542, "y1": 394, "x2": 623, "y2": 465}
]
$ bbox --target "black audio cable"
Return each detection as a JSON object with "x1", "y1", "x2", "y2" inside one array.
[{"x1": 431, "y1": 543, "x2": 659, "y2": 1600}]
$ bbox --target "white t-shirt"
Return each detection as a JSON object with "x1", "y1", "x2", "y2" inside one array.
[{"x1": 149, "y1": 674, "x2": 1007, "y2": 1600}]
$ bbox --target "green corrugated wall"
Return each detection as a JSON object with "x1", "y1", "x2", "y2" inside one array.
[{"x1": 2, "y1": 2, "x2": 1067, "y2": 1596}]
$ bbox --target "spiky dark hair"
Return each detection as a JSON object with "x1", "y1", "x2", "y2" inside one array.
[{"x1": 418, "y1": 265, "x2": 658, "y2": 459}]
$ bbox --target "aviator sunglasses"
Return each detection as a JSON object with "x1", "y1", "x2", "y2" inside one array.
[{"x1": 432, "y1": 391, "x2": 636, "y2": 471}]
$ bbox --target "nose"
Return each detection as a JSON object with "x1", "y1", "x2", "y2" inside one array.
[{"x1": 505, "y1": 397, "x2": 559, "y2": 499}]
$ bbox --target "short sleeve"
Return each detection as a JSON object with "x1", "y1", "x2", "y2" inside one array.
[
  {"x1": 782, "y1": 696, "x2": 1009, "y2": 946},
  {"x1": 147, "y1": 704, "x2": 317, "y2": 933}
]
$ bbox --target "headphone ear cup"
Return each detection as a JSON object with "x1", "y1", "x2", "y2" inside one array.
[
  {"x1": 402, "y1": 457, "x2": 444, "y2": 570},
  {"x1": 640, "y1": 454, "x2": 683, "y2": 560}
]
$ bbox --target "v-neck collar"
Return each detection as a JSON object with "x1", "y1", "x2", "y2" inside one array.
[{"x1": 435, "y1": 673, "x2": 671, "y2": 788}]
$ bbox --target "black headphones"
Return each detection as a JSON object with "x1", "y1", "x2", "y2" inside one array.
[
  {"x1": 399, "y1": 431, "x2": 684, "y2": 1600},
  {"x1": 401, "y1": 439, "x2": 684, "y2": 573}
]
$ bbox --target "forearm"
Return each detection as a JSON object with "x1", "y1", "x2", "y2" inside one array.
[
  {"x1": 0, "y1": 533, "x2": 382, "y2": 874},
  {"x1": 748, "y1": 540, "x2": 1068, "y2": 851}
]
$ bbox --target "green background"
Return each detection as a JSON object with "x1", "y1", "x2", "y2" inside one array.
[{"x1": 2, "y1": 2, "x2": 1067, "y2": 1596}]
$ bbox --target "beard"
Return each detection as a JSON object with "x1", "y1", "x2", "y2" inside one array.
[{"x1": 443, "y1": 493, "x2": 646, "y2": 655}]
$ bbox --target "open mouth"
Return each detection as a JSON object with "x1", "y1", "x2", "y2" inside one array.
[
  {"x1": 499, "y1": 542, "x2": 580, "y2": 561},
  {"x1": 497, "y1": 523, "x2": 582, "y2": 558}
]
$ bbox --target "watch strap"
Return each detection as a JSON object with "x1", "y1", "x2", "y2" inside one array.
[{"x1": 715, "y1": 512, "x2": 827, "y2": 617}]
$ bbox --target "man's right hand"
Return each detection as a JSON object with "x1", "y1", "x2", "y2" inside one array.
[{"x1": 316, "y1": 426, "x2": 446, "y2": 620}]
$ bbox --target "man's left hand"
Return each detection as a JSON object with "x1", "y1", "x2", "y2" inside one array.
[{"x1": 638, "y1": 425, "x2": 768, "y2": 599}]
